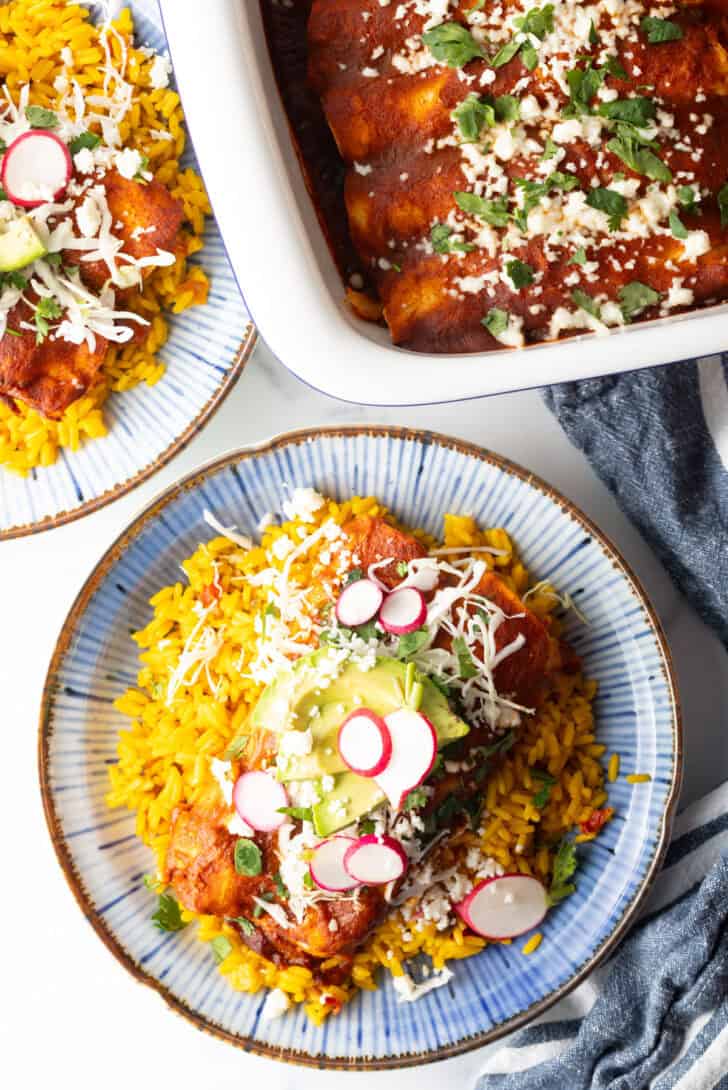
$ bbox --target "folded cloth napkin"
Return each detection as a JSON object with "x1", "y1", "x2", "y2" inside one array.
[{"x1": 476, "y1": 357, "x2": 728, "y2": 1089}]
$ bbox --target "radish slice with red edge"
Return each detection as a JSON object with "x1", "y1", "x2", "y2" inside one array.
[
  {"x1": 309, "y1": 836, "x2": 360, "y2": 892},
  {"x1": 2, "y1": 130, "x2": 72, "y2": 208},
  {"x1": 374, "y1": 708, "x2": 436, "y2": 810},
  {"x1": 233, "y1": 771, "x2": 289, "y2": 833},
  {"x1": 338, "y1": 708, "x2": 392, "y2": 777},
  {"x1": 343, "y1": 835, "x2": 408, "y2": 885},
  {"x1": 455, "y1": 874, "x2": 549, "y2": 939},
  {"x1": 378, "y1": 587, "x2": 427, "y2": 635},
  {"x1": 335, "y1": 577, "x2": 383, "y2": 628}
]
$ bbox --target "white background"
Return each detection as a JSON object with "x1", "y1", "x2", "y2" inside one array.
[{"x1": 2, "y1": 339, "x2": 727, "y2": 1089}]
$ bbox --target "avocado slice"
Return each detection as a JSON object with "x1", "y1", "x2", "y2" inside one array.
[
  {"x1": 250, "y1": 650, "x2": 470, "y2": 837},
  {"x1": 0, "y1": 216, "x2": 47, "y2": 273}
]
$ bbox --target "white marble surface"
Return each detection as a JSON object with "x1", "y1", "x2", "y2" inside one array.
[{"x1": 2, "y1": 338, "x2": 727, "y2": 1089}]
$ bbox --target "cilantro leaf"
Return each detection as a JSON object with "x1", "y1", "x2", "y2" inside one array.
[
  {"x1": 506, "y1": 258, "x2": 535, "y2": 289},
  {"x1": 210, "y1": 935, "x2": 233, "y2": 964},
  {"x1": 532, "y1": 783, "x2": 552, "y2": 808},
  {"x1": 549, "y1": 837, "x2": 578, "y2": 904},
  {"x1": 358, "y1": 819, "x2": 376, "y2": 836},
  {"x1": 452, "y1": 94, "x2": 495, "y2": 140},
  {"x1": 677, "y1": 185, "x2": 698, "y2": 212},
  {"x1": 619, "y1": 281, "x2": 660, "y2": 320},
  {"x1": 345, "y1": 567, "x2": 363, "y2": 584},
  {"x1": 589, "y1": 19, "x2": 598, "y2": 46},
  {"x1": 585, "y1": 186, "x2": 628, "y2": 231},
  {"x1": 396, "y1": 626, "x2": 430, "y2": 659},
  {"x1": 33, "y1": 296, "x2": 63, "y2": 344},
  {"x1": 718, "y1": 183, "x2": 728, "y2": 229},
  {"x1": 403, "y1": 787, "x2": 429, "y2": 811},
  {"x1": 669, "y1": 209, "x2": 688, "y2": 240},
  {"x1": 482, "y1": 307, "x2": 509, "y2": 336},
  {"x1": 25, "y1": 104, "x2": 58, "y2": 129},
  {"x1": 598, "y1": 96, "x2": 656, "y2": 127},
  {"x1": 603, "y1": 55, "x2": 629, "y2": 80},
  {"x1": 430, "y1": 223, "x2": 476, "y2": 255},
  {"x1": 540, "y1": 135, "x2": 558, "y2": 161},
  {"x1": 151, "y1": 891, "x2": 187, "y2": 932},
  {"x1": 273, "y1": 871, "x2": 289, "y2": 900},
  {"x1": 231, "y1": 915, "x2": 256, "y2": 936},
  {"x1": 491, "y1": 38, "x2": 521, "y2": 69},
  {"x1": 454, "y1": 190, "x2": 511, "y2": 227},
  {"x1": 303, "y1": 871, "x2": 315, "y2": 890},
  {"x1": 514, "y1": 4, "x2": 554, "y2": 39},
  {"x1": 234, "y1": 838, "x2": 262, "y2": 876},
  {"x1": 423, "y1": 22, "x2": 484, "y2": 67},
  {"x1": 569, "y1": 247, "x2": 587, "y2": 265},
  {"x1": 69, "y1": 130, "x2": 101, "y2": 156},
  {"x1": 453, "y1": 635, "x2": 478, "y2": 678},
  {"x1": 277, "y1": 805, "x2": 313, "y2": 822},
  {"x1": 607, "y1": 131, "x2": 671, "y2": 182},
  {"x1": 494, "y1": 94, "x2": 520, "y2": 123},
  {"x1": 563, "y1": 64, "x2": 604, "y2": 117},
  {"x1": 571, "y1": 288, "x2": 601, "y2": 319},
  {"x1": 641, "y1": 16, "x2": 683, "y2": 44},
  {"x1": 520, "y1": 42, "x2": 539, "y2": 70}
]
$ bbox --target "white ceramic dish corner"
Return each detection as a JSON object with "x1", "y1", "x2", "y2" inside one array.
[{"x1": 161, "y1": 0, "x2": 728, "y2": 407}]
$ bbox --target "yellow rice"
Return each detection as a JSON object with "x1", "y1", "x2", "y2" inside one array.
[
  {"x1": 0, "y1": 2, "x2": 211, "y2": 475},
  {"x1": 108, "y1": 496, "x2": 610, "y2": 1023}
]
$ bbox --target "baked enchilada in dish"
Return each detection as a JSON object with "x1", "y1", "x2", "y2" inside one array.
[{"x1": 267, "y1": 1, "x2": 728, "y2": 354}]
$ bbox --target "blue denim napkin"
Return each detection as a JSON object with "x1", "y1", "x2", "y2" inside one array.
[{"x1": 477, "y1": 355, "x2": 728, "y2": 1089}]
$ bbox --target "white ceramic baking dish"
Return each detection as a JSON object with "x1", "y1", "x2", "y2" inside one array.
[{"x1": 161, "y1": 0, "x2": 728, "y2": 406}]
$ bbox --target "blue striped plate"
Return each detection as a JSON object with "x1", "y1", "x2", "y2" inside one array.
[
  {"x1": 39, "y1": 427, "x2": 682, "y2": 1068},
  {"x1": 0, "y1": 0, "x2": 254, "y2": 540}
]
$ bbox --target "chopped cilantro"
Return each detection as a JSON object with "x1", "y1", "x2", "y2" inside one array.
[
  {"x1": 396, "y1": 560, "x2": 409, "y2": 577},
  {"x1": 607, "y1": 130, "x2": 671, "y2": 183},
  {"x1": 25, "y1": 105, "x2": 58, "y2": 129},
  {"x1": 454, "y1": 190, "x2": 511, "y2": 227},
  {"x1": 0, "y1": 269, "x2": 28, "y2": 290},
  {"x1": 677, "y1": 185, "x2": 698, "y2": 212},
  {"x1": 358, "y1": 819, "x2": 376, "y2": 836},
  {"x1": 303, "y1": 871, "x2": 315, "y2": 890},
  {"x1": 452, "y1": 94, "x2": 495, "y2": 140},
  {"x1": 506, "y1": 258, "x2": 535, "y2": 289},
  {"x1": 277, "y1": 805, "x2": 313, "y2": 822},
  {"x1": 403, "y1": 787, "x2": 429, "y2": 811},
  {"x1": 540, "y1": 135, "x2": 558, "y2": 161},
  {"x1": 273, "y1": 871, "x2": 289, "y2": 900},
  {"x1": 231, "y1": 915, "x2": 256, "y2": 936},
  {"x1": 549, "y1": 837, "x2": 578, "y2": 904},
  {"x1": 669, "y1": 210, "x2": 688, "y2": 240},
  {"x1": 514, "y1": 172, "x2": 580, "y2": 222},
  {"x1": 563, "y1": 64, "x2": 604, "y2": 117},
  {"x1": 69, "y1": 130, "x2": 101, "y2": 156},
  {"x1": 210, "y1": 935, "x2": 233, "y2": 964},
  {"x1": 430, "y1": 223, "x2": 476, "y2": 255},
  {"x1": 490, "y1": 38, "x2": 521, "y2": 69},
  {"x1": 585, "y1": 187, "x2": 628, "y2": 231},
  {"x1": 718, "y1": 184, "x2": 728, "y2": 229},
  {"x1": 234, "y1": 838, "x2": 262, "y2": 877},
  {"x1": 33, "y1": 296, "x2": 62, "y2": 344},
  {"x1": 396, "y1": 626, "x2": 430, "y2": 659},
  {"x1": 532, "y1": 783, "x2": 552, "y2": 808},
  {"x1": 482, "y1": 307, "x2": 509, "y2": 336},
  {"x1": 598, "y1": 96, "x2": 655, "y2": 127},
  {"x1": 619, "y1": 281, "x2": 661, "y2": 320},
  {"x1": 45, "y1": 252, "x2": 62, "y2": 267},
  {"x1": 494, "y1": 94, "x2": 520, "y2": 123},
  {"x1": 142, "y1": 874, "x2": 159, "y2": 891},
  {"x1": 520, "y1": 42, "x2": 539, "y2": 70},
  {"x1": 134, "y1": 153, "x2": 150, "y2": 181},
  {"x1": 423, "y1": 22, "x2": 484, "y2": 67},
  {"x1": 345, "y1": 567, "x2": 364, "y2": 584},
  {"x1": 514, "y1": 4, "x2": 554, "y2": 39},
  {"x1": 151, "y1": 891, "x2": 187, "y2": 932},
  {"x1": 588, "y1": 19, "x2": 598, "y2": 46},
  {"x1": 453, "y1": 635, "x2": 478, "y2": 678},
  {"x1": 571, "y1": 288, "x2": 601, "y2": 319},
  {"x1": 569, "y1": 247, "x2": 587, "y2": 266},
  {"x1": 641, "y1": 16, "x2": 683, "y2": 44},
  {"x1": 224, "y1": 735, "x2": 248, "y2": 760}
]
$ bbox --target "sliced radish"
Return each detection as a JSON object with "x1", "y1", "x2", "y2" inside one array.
[
  {"x1": 2, "y1": 130, "x2": 72, "y2": 208},
  {"x1": 378, "y1": 587, "x2": 427, "y2": 635},
  {"x1": 309, "y1": 836, "x2": 360, "y2": 892},
  {"x1": 338, "y1": 708, "x2": 392, "y2": 777},
  {"x1": 233, "y1": 771, "x2": 289, "y2": 833},
  {"x1": 455, "y1": 874, "x2": 549, "y2": 939},
  {"x1": 335, "y1": 578, "x2": 384, "y2": 628},
  {"x1": 375, "y1": 708, "x2": 437, "y2": 810},
  {"x1": 343, "y1": 834, "x2": 408, "y2": 885}
]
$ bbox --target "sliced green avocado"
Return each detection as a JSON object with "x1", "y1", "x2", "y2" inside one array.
[
  {"x1": 250, "y1": 650, "x2": 470, "y2": 837},
  {"x1": 0, "y1": 216, "x2": 47, "y2": 272}
]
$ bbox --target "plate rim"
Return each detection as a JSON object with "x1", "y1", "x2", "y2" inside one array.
[
  {"x1": 1, "y1": 326, "x2": 256, "y2": 542},
  {"x1": 38, "y1": 424, "x2": 683, "y2": 1070}
]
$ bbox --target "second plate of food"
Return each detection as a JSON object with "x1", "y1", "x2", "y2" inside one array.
[
  {"x1": 40, "y1": 426, "x2": 681, "y2": 1067},
  {"x1": 0, "y1": 0, "x2": 254, "y2": 539}
]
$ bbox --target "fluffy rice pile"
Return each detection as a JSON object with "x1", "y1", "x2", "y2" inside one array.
[
  {"x1": 0, "y1": 1, "x2": 210, "y2": 475},
  {"x1": 108, "y1": 495, "x2": 608, "y2": 1024}
]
